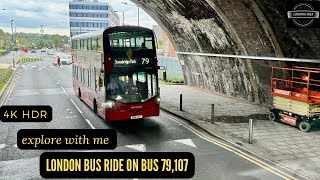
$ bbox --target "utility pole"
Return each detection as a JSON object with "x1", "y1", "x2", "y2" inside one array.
[
  {"x1": 115, "y1": 11, "x2": 125, "y2": 26},
  {"x1": 121, "y1": 2, "x2": 139, "y2": 26},
  {"x1": 11, "y1": 19, "x2": 14, "y2": 48},
  {"x1": 41, "y1": 25, "x2": 44, "y2": 37}
]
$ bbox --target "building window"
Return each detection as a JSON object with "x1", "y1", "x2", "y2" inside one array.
[{"x1": 100, "y1": 6, "x2": 108, "y2": 10}]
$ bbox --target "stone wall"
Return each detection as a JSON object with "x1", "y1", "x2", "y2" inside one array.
[{"x1": 132, "y1": 0, "x2": 318, "y2": 104}]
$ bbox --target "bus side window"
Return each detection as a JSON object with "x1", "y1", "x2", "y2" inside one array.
[
  {"x1": 77, "y1": 40, "x2": 80, "y2": 50},
  {"x1": 84, "y1": 39, "x2": 88, "y2": 51},
  {"x1": 88, "y1": 38, "x2": 92, "y2": 50},
  {"x1": 92, "y1": 38, "x2": 97, "y2": 50},
  {"x1": 98, "y1": 37, "x2": 103, "y2": 51},
  {"x1": 145, "y1": 37, "x2": 153, "y2": 49}
]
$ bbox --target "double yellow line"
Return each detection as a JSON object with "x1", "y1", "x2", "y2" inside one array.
[
  {"x1": 4, "y1": 85, "x2": 15, "y2": 105},
  {"x1": 163, "y1": 113, "x2": 299, "y2": 180}
]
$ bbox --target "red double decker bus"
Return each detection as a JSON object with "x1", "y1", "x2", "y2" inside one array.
[{"x1": 71, "y1": 26, "x2": 160, "y2": 121}]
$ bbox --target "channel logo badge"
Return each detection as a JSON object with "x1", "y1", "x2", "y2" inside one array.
[{"x1": 287, "y1": 1, "x2": 320, "y2": 28}]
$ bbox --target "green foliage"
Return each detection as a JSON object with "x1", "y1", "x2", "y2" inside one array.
[
  {"x1": 17, "y1": 57, "x2": 41, "y2": 64},
  {"x1": 0, "y1": 28, "x2": 69, "y2": 50},
  {"x1": 52, "y1": 35, "x2": 62, "y2": 49},
  {"x1": 157, "y1": 40, "x2": 163, "y2": 49},
  {"x1": 0, "y1": 70, "x2": 14, "y2": 91},
  {"x1": 0, "y1": 39, "x2": 4, "y2": 49}
]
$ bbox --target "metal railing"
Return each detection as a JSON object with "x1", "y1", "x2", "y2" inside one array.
[{"x1": 176, "y1": 52, "x2": 320, "y2": 63}]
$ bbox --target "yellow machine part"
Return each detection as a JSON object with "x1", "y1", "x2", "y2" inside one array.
[{"x1": 273, "y1": 96, "x2": 320, "y2": 117}]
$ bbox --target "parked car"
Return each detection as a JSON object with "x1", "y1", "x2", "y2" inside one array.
[
  {"x1": 41, "y1": 49, "x2": 46, "y2": 53},
  {"x1": 60, "y1": 56, "x2": 72, "y2": 65},
  {"x1": 47, "y1": 50, "x2": 55, "y2": 55},
  {"x1": 31, "y1": 50, "x2": 36, "y2": 53}
]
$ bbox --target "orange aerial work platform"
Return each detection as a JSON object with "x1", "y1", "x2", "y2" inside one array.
[
  {"x1": 271, "y1": 66, "x2": 320, "y2": 103},
  {"x1": 270, "y1": 66, "x2": 320, "y2": 132}
]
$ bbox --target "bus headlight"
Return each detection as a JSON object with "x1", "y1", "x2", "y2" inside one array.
[
  {"x1": 102, "y1": 101, "x2": 116, "y2": 109},
  {"x1": 156, "y1": 97, "x2": 161, "y2": 104}
]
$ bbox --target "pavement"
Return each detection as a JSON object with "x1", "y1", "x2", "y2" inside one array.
[
  {"x1": 0, "y1": 51, "x2": 298, "y2": 179},
  {"x1": 0, "y1": 51, "x2": 25, "y2": 66},
  {"x1": 159, "y1": 83, "x2": 320, "y2": 180}
]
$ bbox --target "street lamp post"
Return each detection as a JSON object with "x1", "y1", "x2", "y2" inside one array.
[
  {"x1": 11, "y1": 20, "x2": 14, "y2": 47},
  {"x1": 114, "y1": 11, "x2": 125, "y2": 26},
  {"x1": 121, "y1": 2, "x2": 139, "y2": 26}
]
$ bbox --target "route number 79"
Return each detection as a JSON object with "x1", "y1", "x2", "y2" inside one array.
[{"x1": 142, "y1": 58, "x2": 150, "y2": 65}]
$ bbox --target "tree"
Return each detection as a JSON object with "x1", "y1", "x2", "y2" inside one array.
[
  {"x1": 19, "y1": 37, "x2": 27, "y2": 46},
  {"x1": 0, "y1": 29, "x2": 5, "y2": 38},
  {"x1": 52, "y1": 35, "x2": 61, "y2": 49},
  {"x1": 0, "y1": 39, "x2": 4, "y2": 49}
]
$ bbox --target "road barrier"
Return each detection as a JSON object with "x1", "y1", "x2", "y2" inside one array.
[
  {"x1": 180, "y1": 94, "x2": 183, "y2": 111},
  {"x1": 249, "y1": 119, "x2": 254, "y2": 144},
  {"x1": 211, "y1": 104, "x2": 215, "y2": 124}
]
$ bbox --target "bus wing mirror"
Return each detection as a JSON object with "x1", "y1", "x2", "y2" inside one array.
[{"x1": 99, "y1": 77, "x2": 103, "y2": 87}]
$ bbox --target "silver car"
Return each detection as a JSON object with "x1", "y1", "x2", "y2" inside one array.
[{"x1": 60, "y1": 56, "x2": 72, "y2": 65}]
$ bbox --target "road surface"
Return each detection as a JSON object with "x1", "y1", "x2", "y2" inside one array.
[{"x1": 0, "y1": 51, "x2": 299, "y2": 179}]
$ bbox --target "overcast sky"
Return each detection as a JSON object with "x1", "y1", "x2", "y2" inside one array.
[{"x1": 0, "y1": 0, "x2": 157, "y2": 36}]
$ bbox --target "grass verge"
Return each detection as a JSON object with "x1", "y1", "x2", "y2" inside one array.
[
  {"x1": 0, "y1": 70, "x2": 14, "y2": 91},
  {"x1": 17, "y1": 57, "x2": 41, "y2": 64},
  {"x1": 0, "y1": 69, "x2": 4, "y2": 75}
]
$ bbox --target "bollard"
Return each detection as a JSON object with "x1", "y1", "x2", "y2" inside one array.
[
  {"x1": 249, "y1": 119, "x2": 253, "y2": 144},
  {"x1": 163, "y1": 72, "x2": 167, "y2": 82},
  {"x1": 211, "y1": 104, "x2": 215, "y2": 124},
  {"x1": 180, "y1": 94, "x2": 183, "y2": 111},
  {"x1": 13, "y1": 58, "x2": 15, "y2": 68}
]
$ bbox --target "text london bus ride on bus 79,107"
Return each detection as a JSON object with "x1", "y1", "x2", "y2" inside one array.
[{"x1": 71, "y1": 26, "x2": 160, "y2": 121}]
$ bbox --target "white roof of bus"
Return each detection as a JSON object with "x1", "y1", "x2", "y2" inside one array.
[{"x1": 71, "y1": 29, "x2": 105, "y2": 40}]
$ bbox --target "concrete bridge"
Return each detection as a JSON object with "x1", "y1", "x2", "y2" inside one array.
[{"x1": 132, "y1": 0, "x2": 320, "y2": 104}]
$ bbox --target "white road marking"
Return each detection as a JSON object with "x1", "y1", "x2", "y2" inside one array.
[
  {"x1": 174, "y1": 139, "x2": 197, "y2": 148},
  {"x1": 61, "y1": 87, "x2": 69, "y2": 96},
  {"x1": 0, "y1": 144, "x2": 7, "y2": 149},
  {"x1": 85, "y1": 119, "x2": 96, "y2": 129},
  {"x1": 70, "y1": 99, "x2": 82, "y2": 114},
  {"x1": 125, "y1": 144, "x2": 146, "y2": 152},
  {"x1": 163, "y1": 112, "x2": 298, "y2": 180},
  {"x1": 69, "y1": 98, "x2": 96, "y2": 129}
]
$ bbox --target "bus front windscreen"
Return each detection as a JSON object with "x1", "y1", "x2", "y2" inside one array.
[{"x1": 106, "y1": 72, "x2": 158, "y2": 104}]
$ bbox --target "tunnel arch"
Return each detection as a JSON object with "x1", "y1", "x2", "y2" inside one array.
[{"x1": 131, "y1": 0, "x2": 319, "y2": 104}]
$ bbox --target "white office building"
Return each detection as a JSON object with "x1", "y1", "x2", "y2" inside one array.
[
  {"x1": 152, "y1": 25, "x2": 163, "y2": 40},
  {"x1": 69, "y1": 0, "x2": 120, "y2": 37}
]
